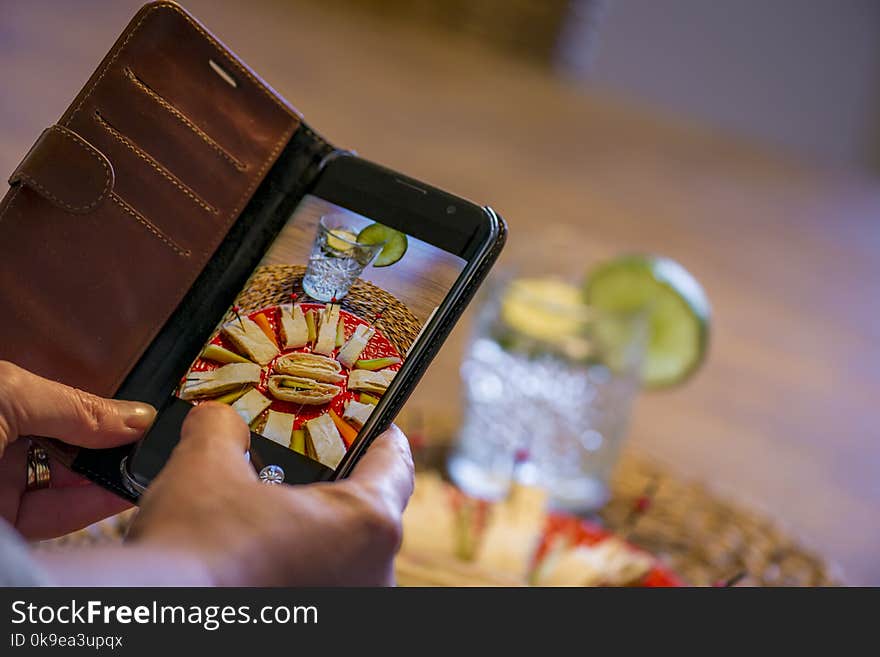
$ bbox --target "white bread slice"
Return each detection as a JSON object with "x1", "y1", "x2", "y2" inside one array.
[
  {"x1": 231, "y1": 388, "x2": 272, "y2": 426},
  {"x1": 279, "y1": 303, "x2": 309, "y2": 349},
  {"x1": 262, "y1": 410, "x2": 296, "y2": 448},
  {"x1": 343, "y1": 400, "x2": 374, "y2": 429},
  {"x1": 313, "y1": 304, "x2": 340, "y2": 355},
  {"x1": 305, "y1": 413, "x2": 346, "y2": 469}
]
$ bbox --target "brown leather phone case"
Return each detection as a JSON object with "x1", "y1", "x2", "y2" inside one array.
[
  {"x1": 0, "y1": 2, "x2": 506, "y2": 501},
  {"x1": 0, "y1": 1, "x2": 318, "y2": 397},
  {"x1": 0, "y1": 2, "x2": 336, "y2": 491}
]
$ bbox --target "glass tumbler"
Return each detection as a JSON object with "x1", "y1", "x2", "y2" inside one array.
[
  {"x1": 448, "y1": 276, "x2": 645, "y2": 513},
  {"x1": 302, "y1": 214, "x2": 383, "y2": 302}
]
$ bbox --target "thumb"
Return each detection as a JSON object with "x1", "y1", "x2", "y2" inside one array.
[
  {"x1": 0, "y1": 361, "x2": 155, "y2": 453},
  {"x1": 163, "y1": 402, "x2": 253, "y2": 480},
  {"x1": 347, "y1": 424, "x2": 414, "y2": 516}
]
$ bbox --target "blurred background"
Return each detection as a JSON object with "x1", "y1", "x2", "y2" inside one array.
[{"x1": 2, "y1": 0, "x2": 878, "y2": 584}]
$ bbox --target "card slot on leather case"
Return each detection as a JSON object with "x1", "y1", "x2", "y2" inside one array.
[{"x1": 0, "y1": 1, "x2": 324, "y2": 398}]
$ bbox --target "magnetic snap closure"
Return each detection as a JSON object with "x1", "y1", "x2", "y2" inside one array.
[
  {"x1": 9, "y1": 124, "x2": 114, "y2": 213},
  {"x1": 259, "y1": 464, "x2": 285, "y2": 485}
]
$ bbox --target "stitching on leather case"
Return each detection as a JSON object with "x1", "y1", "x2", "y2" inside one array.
[
  {"x1": 105, "y1": 118, "x2": 301, "y2": 398},
  {"x1": 109, "y1": 191, "x2": 191, "y2": 256},
  {"x1": 12, "y1": 127, "x2": 112, "y2": 213},
  {"x1": 94, "y1": 110, "x2": 217, "y2": 214},
  {"x1": 124, "y1": 67, "x2": 247, "y2": 172}
]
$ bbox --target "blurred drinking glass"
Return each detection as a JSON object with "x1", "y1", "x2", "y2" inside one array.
[{"x1": 448, "y1": 276, "x2": 646, "y2": 512}]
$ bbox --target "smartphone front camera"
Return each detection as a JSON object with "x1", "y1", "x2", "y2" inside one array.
[{"x1": 446, "y1": 205, "x2": 457, "y2": 215}]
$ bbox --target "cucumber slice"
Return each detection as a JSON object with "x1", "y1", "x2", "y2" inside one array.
[
  {"x1": 357, "y1": 223, "x2": 408, "y2": 267},
  {"x1": 583, "y1": 255, "x2": 710, "y2": 387},
  {"x1": 201, "y1": 343, "x2": 252, "y2": 365},
  {"x1": 354, "y1": 356, "x2": 402, "y2": 370}
]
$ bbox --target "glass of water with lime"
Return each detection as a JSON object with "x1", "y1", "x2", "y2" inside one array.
[
  {"x1": 448, "y1": 256, "x2": 709, "y2": 513},
  {"x1": 302, "y1": 215, "x2": 383, "y2": 302}
]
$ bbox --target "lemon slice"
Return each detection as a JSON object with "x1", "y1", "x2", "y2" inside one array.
[
  {"x1": 500, "y1": 278, "x2": 584, "y2": 343},
  {"x1": 499, "y1": 278, "x2": 593, "y2": 361},
  {"x1": 583, "y1": 255, "x2": 710, "y2": 387},
  {"x1": 326, "y1": 228, "x2": 358, "y2": 253}
]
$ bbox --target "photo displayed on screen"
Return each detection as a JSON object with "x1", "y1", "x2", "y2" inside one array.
[{"x1": 176, "y1": 194, "x2": 466, "y2": 470}]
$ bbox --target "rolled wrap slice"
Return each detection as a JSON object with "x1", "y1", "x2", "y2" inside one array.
[
  {"x1": 268, "y1": 375, "x2": 340, "y2": 405},
  {"x1": 347, "y1": 368, "x2": 397, "y2": 395},
  {"x1": 274, "y1": 352, "x2": 345, "y2": 384},
  {"x1": 179, "y1": 362, "x2": 262, "y2": 400}
]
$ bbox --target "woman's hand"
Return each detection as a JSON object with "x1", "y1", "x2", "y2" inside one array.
[
  {"x1": 37, "y1": 402, "x2": 414, "y2": 586},
  {"x1": 127, "y1": 403, "x2": 414, "y2": 586},
  {"x1": 0, "y1": 361, "x2": 156, "y2": 540}
]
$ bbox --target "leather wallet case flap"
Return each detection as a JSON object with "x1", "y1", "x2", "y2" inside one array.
[{"x1": 0, "y1": 2, "x2": 302, "y2": 397}]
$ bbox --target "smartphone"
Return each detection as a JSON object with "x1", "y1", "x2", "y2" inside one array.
[{"x1": 120, "y1": 154, "x2": 505, "y2": 493}]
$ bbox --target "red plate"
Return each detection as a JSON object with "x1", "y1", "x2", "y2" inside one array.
[{"x1": 185, "y1": 303, "x2": 401, "y2": 431}]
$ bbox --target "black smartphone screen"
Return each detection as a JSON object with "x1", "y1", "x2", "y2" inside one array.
[
  {"x1": 175, "y1": 188, "x2": 467, "y2": 471},
  {"x1": 121, "y1": 153, "x2": 495, "y2": 489},
  {"x1": 115, "y1": 151, "x2": 492, "y2": 492}
]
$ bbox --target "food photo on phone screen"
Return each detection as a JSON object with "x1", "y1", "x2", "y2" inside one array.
[{"x1": 176, "y1": 194, "x2": 466, "y2": 470}]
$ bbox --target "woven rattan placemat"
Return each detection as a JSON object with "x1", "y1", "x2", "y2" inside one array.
[
  {"x1": 598, "y1": 452, "x2": 838, "y2": 586},
  {"x1": 236, "y1": 264, "x2": 420, "y2": 355}
]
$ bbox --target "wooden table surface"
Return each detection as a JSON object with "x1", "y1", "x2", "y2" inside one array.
[{"x1": 3, "y1": 0, "x2": 878, "y2": 584}]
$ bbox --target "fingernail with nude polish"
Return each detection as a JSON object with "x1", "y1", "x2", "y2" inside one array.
[{"x1": 119, "y1": 402, "x2": 157, "y2": 431}]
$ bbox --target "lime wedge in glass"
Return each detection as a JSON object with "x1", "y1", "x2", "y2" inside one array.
[
  {"x1": 326, "y1": 228, "x2": 358, "y2": 253},
  {"x1": 357, "y1": 223, "x2": 408, "y2": 267},
  {"x1": 583, "y1": 255, "x2": 710, "y2": 387}
]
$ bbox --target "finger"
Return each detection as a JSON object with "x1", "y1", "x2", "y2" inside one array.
[
  {"x1": 0, "y1": 361, "x2": 155, "y2": 451},
  {"x1": 16, "y1": 483, "x2": 132, "y2": 541},
  {"x1": 163, "y1": 402, "x2": 253, "y2": 479},
  {"x1": 348, "y1": 424, "x2": 414, "y2": 514}
]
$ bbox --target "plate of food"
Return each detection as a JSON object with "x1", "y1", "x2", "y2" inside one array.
[
  {"x1": 178, "y1": 300, "x2": 402, "y2": 469},
  {"x1": 397, "y1": 472, "x2": 682, "y2": 586}
]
